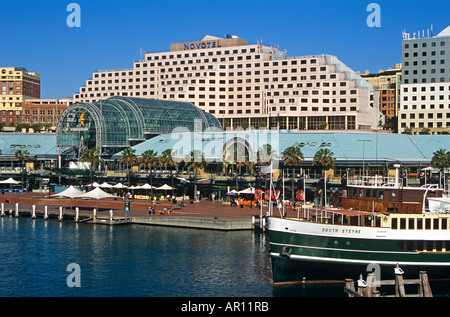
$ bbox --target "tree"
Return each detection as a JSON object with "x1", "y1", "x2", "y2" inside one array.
[
  {"x1": 313, "y1": 148, "x2": 336, "y2": 207},
  {"x1": 119, "y1": 148, "x2": 137, "y2": 186},
  {"x1": 161, "y1": 148, "x2": 176, "y2": 196},
  {"x1": 186, "y1": 150, "x2": 206, "y2": 201},
  {"x1": 14, "y1": 150, "x2": 29, "y2": 189},
  {"x1": 432, "y1": 149, "x2": 450, "y2": 188},
  {"x1": 139, "y1": 149, "x2": 158, "y2": 194},
  {"x1": 80, "y1": 148, "x2": 102, "y2": 184},
  {"x1": 282, "y1": 146, "x2": 304, "y2": 201}
]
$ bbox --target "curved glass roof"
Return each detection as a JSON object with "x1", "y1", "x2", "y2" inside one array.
[{"x1": 57, "y1": 96, "x2": 221, "y2": 156}]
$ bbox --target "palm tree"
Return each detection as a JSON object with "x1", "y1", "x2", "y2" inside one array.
[
  {"x1": 161, "y1": 148, "x2": 175, "y2": 196},
  {"x1": 119, "y1": 148, "x2": 137, "y2": 186},
  {"x1": 313, "y1": 148, "x2": 336, "y2": 207},
  {"x1": 15, "y1": 150, "x2": 29, "y2": 189},
  {"x1": 282, "y1": 146, "x2": 304, "y2": 201},
  {"x1": 186, "y1": 150, "x2": 206, "y2": 201},
  {"x1": 80, "y1": 148, "x2": 102, "y2": 184},
  {"x1": 431, "y1": 149, "x2": 450, "y2": 188},
  {"x1": 140, "y1": 149, "x2": 158, "y2": 194}
]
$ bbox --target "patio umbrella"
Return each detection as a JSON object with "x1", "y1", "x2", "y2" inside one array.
[
  {"x1": 0, "y1": 177, "x2": 21, "y2": 190},
  {"x1": 113, "y1": 182, "x2": 127, "y2": 189},
  {"x1": 0, "y1": 177, "x2": 21, "y2": 184},
  {"x1": 140, "y1": 183, "x2": 154, "y2": 197},
  {"x1": 156, "y1": 184, "x2": 173, "y2": 198},
  {"x1": 89, "y1": 182, "x2": 101, "y2": 187},
  {"x1": 76, "y1": 187, "x2": 116, "y2": 211},
  {"x1": 99, "y1": 182, "x2": 113, "y2": 188},
  {"x1": 50, "y1": 185, "x2": 83, "y2": 209}
]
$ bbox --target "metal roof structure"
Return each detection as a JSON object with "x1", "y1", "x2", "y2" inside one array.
[
  {"x1": 56, "y1": 96, "x2": 221, "y2": 157},
  {"x1": 115, "y1": 130, "x2": 450, "y2": 167},
  {"x1": 0, "y1": 133, "x2": 57, "y2": 159}
]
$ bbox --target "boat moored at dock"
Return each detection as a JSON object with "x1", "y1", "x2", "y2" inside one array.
[{"x1": 268, "y1": 171, "x2": 450, "y2": 285}]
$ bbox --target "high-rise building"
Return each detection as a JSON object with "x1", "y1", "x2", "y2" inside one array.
[
  {"x1": 0, "y1": 67, "x2": 40, "y2": 126},
  {"x1": 399, "y1": 25, "x2": 450, "y2": 134},
  {"x1": 360, "y1": 64, "x2": 402, "y2": 121},
  {"x1": 73, "y1": 35, "x2": 381, "y2": 131}
]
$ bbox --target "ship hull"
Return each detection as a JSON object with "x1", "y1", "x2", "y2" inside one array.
[{"x1": 268, "y1": 217, "x2": 450, "y2": 284}]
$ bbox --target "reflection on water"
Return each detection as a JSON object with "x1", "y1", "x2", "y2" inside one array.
[
  {"x1": 2, "y1": 216, "x2": 449, "y2": 297},
  {"x1": 0, "y1": 217, "x2": 273, "y2": 297}
]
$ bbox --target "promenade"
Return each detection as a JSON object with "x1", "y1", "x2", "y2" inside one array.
[{"x1": 0, "y1": 192, "x2": 290, "y2": 230}]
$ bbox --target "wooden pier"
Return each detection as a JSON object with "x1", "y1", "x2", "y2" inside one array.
[{"x1": 344, "y1": 268, "x2": 433, "y2": 297}]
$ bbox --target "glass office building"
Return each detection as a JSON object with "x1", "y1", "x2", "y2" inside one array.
[{"x1": 56, "y1": 96, "x2": 221, "y2": 157}]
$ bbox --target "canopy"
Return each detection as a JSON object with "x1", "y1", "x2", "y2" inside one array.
[
  {"x1": 99, "y1": 182, "x2": 113, "y2": 188},
  {"x1": 226, "y1": 189, "x2": 238, "y2": 196},
  {"x1": 157, "y1": 184, "x2": 173, "y2": 190},
  {"x1": 113, "y1": 182, "x2": 128, "y2": 189},
  {"x1": 0, "y1": 177, "x2": 21, "y2": 184},
  {"x1": 238, "y1": 187, "x2": 255, "y2": 194},
  {"x1": 51, "y1": 185, "x2": 82, "y2": 198},
  {"x1": 76, "y1": 187, "x2": 116, "y2": 200},
  {"x1": 140, "y1": 183, "x2": 154, "y2": 189},
  {"x1": 90, "y1": 182, "x2": 101, "y2": 187}
]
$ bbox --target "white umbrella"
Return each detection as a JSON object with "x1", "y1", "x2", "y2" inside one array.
[
  {"x1": 238, "y1": 187, "x2": 255, "y2": 194},
  {"x1": 113, "y1": 182, "x2": 128, "y2": 189},
  {"x1": 50, "y1": 185, "x2": 83, "y2": 209},
  {"x1": 226, "y1": 189, "x2": 238, "y2": 196},
  {"x1": 89, "y1": 181, "x2": 101, "y2": 187},
  {"x1": 76, "y1": 187, "x2": 116, "y2": 210},
  {"x1": 0, "y1": 177, "x2": 21, "y2": 184},
  {"x1": 157, "y1": 184, "x2": 173, "y2": 190},
  {"x1": 140, "y1": 183, "x2": 154, "y2": 189},
  {"x1": 99, "y1": 182, "x2": 113, "y2": 188},
  {"x1": 50, "y1": 185, "x2": 82, "y2": 198}
]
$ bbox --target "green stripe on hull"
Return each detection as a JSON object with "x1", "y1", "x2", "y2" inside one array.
[{"x1": 269, "y1": 230, "x2": 450, "y2": 264}]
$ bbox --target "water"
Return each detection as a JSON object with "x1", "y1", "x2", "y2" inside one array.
[
  {"x1": 3, "y1": 216, "x2": 449, "y2": 298},
  {"x1": 0, "y1": 216, "x2": 274, "y2": 297}
]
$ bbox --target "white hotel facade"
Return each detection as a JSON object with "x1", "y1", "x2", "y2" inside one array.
[{"x1": 73, "y1": 35, "x2": 381, "y2": 131}]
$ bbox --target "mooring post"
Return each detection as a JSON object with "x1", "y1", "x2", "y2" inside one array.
[
  {"x1": 58, "y1": 206, "x2": 63, "y2": 221},
  {"x1": 15, "y1": 203, "x2": 19, "y2": 218},
  {"x1": 93, "y1": 208, "x2": 97, "y2": 221},
  {"x1": 1, "y1": 202, "x2": 4, "y2": 217},
  {"x1": 31, "y1": 205, "x2": 36, "y2": 219},
  {"x1": 75, "y1": 207, "x2": 79, "y2": 222},
  {"x1": 366, "y1": 273, "x2": 377, "y2": 297},
  {"x1": 345, "y1": 279, "x2": 356, "y2": 297},
  {"x1": 419, "y1": 271, "x2": 433, "y2": 297},
  {"x1": 109, "y1": 209, "x2": 113, "y2": 224},
  {"x1": 44, "y1": 206, "x2": 48, "y2": 220}
]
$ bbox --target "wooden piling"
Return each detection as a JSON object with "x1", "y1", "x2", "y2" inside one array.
[{"x1": 419, "y1": 271, "x2": 433, "y2": 297}]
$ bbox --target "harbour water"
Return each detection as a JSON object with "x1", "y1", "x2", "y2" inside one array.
[{"x1": 3, "y1": 215, "x2": 448, "y2": 299}]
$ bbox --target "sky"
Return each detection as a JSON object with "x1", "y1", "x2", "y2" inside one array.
[{"x1": 1, "y1": 0, "x2": 449, "y2": 99}]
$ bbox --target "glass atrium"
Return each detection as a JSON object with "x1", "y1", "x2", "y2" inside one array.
[{"x1": 56, "y1": 96, "x2": 221, "y2": 157}]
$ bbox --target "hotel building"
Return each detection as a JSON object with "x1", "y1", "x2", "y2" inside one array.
[
  {"x1": 399, "y1": 25, "x2": 450, "y2": 133},
  {"x1": 360, "y1": 64, "x2": 402, "y2": 120},
  {"x1": 73, "y1": 35, "x2": 381, "y2": 131},
  {"x1": 0, "y1": 67, "x2": 40, "y2": 126}
]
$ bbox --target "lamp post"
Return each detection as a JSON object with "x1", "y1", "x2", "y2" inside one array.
[{"x1": 357, "y1": 139, "x2": 371, "y2": 182}]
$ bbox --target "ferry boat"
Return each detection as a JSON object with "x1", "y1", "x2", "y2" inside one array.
[{"x1": 268, "y1": 171, "x2": 450, "y2": 285}]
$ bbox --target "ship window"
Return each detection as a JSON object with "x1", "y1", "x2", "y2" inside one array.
[
  {"x1": 442, "y1": 219, "x2": 448, "y2": 230},
  {"x1": 417, "y1": 218, "x2": 423, "y2": 230},
  {"x1": 425, "y1": 218, "x2": 431, "y2": 230},
  {"x1": 378, "y1": 191, "x2": 384, "y2": 199},
  {"x1": 391, "y1": 218, "x2": 398, "y2": 229},
  {"x1": 434, "y1": 218, "x2": 439, "y2": 230},
  {"x1": 400, "y1": 218, "x2": 406, "y2": 229},
  {"x1": 408, "y1": 218, "x2": 415, "y2": 229},
  {"x1": 372, "y1": 189, "x2": 376, "y2": 197},
  {"x1": 366, "y1": 190, "x2": 371, "y2": 198}
]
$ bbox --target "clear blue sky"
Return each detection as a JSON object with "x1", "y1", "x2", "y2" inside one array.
[{"x1": 1, "y1": 0, "x2": 449, "y2": 99}]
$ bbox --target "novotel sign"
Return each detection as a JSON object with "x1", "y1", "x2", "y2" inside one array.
[{"x1": 184, "y1": 40, "x2": 222, "y2": 50}]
